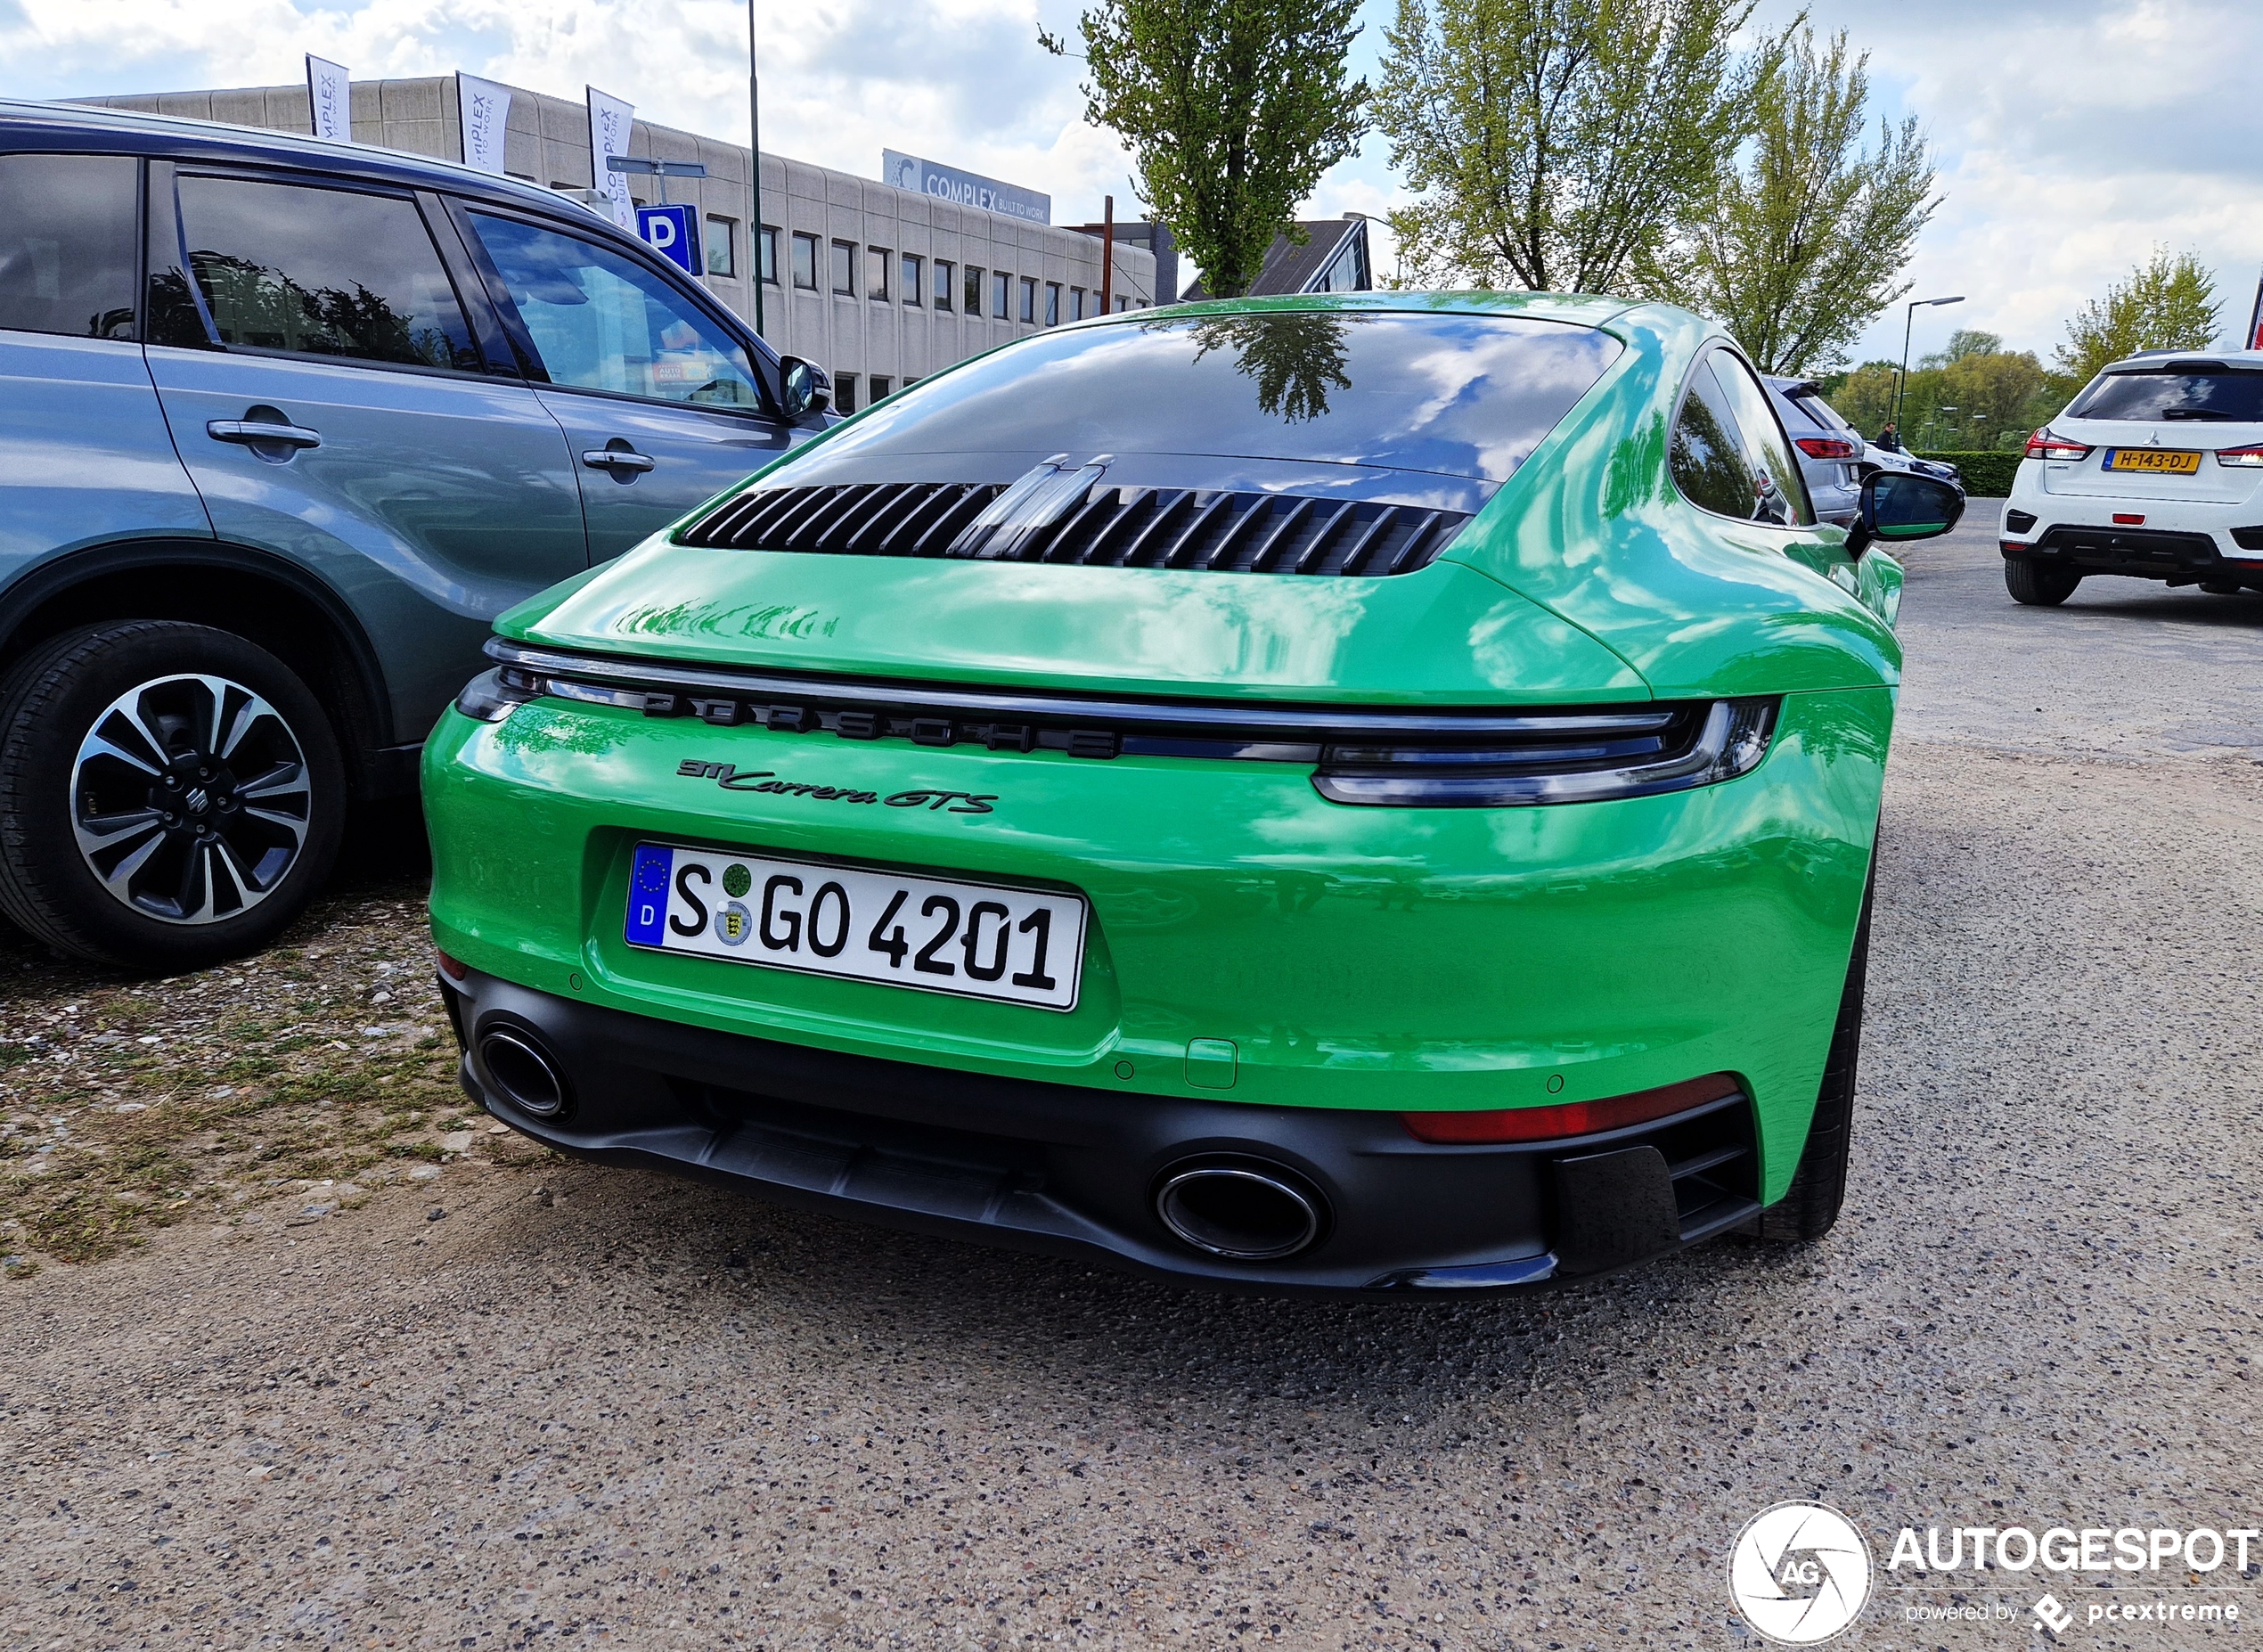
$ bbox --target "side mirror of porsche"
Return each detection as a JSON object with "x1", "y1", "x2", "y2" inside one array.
[
  {"x1": 1846, "y1": 470, "x2": 1964, "y2": 557},
  {"x1": 778, "y1": 356, "x2": 831, "y2": 421}
]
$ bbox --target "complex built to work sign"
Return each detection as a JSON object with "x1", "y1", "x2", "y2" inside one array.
[{"x1": 883, "y1": 151, "x2": 1050, "y2": 225}]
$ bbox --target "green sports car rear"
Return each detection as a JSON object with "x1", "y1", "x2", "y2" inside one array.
[{"x1": 422, "y1": 292, "x2": 1958, "y2": 1292}]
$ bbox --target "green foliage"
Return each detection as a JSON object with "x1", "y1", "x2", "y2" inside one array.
[
  {"x1": 1827, "y1": 349, "x2": 2057, "y2": 455},
  {"x1": 1642, "y1": 28, "x2": 1935, "y2": 374},
  {"x1": 1376, "y1": 0, "x2": 1782, "y2": 294},
  {"x1": 1914, "y1": 451, "x2": 2020, "y2": 499},
  {"x1": 1920, "y1": 329, "x2": 2001, "y2": 368},
  {"x1": 1048, "y1": 0, "x2": 1371, "y2": 299},
  {"x1": 2054, "y1": 249, "x2": 2221, "y2": 389}
]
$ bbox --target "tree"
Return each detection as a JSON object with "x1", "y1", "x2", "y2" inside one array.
[
  {"x1": 1374, "y1": 0, "x2": 1785, "y2": 296},
  {"x1": 1641, "y1": 28, "x2": 1934, "y2": 374},
  {"x1": 2053, "y1": 249, "x2": 2220, "y2": 388},
  {"x1": 1918, "y1": 329, "x2": 2001, "y2": 369},
  {"x1": 1044, "y1": 0, "x2": 1370, "y2": 299}
]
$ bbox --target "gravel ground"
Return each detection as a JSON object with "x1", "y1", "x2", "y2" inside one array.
[
  {"x1": 0, "y1": 804, "x2": 511, "y2": 1275},
  {"x1": 2, "y1": 528, "x2": 2259, "y2": 1649}
]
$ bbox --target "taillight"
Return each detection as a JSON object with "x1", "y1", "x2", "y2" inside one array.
[
  {"x1": 435, "y1": 948, "x2": 470, "y2": 981},
  {"x1": 2026, "y1": 427, "x2": 2091, "y2": 462},
  {"x1": 2215, "y1": 446, "x2": 2263, "y2": 469},
  {"x1": 1793, "y1": 437, "x2": 1858, "y2": 460},
  {"x1": 1401, "y1": 1073, "x2": 1740, "y2": 1144}
]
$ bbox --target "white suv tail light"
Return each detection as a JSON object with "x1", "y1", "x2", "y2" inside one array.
[
  {"x1": 2025, "y1": 427, "x2": 2092, "y2": 462},
  {"x1": 2214, "y1": 445, "x2": 2263, "y2": 469}
]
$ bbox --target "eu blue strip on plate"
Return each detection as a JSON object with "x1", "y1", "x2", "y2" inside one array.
[{"x1": 625, "y1": 843, "x2": 674, "y2": 945}]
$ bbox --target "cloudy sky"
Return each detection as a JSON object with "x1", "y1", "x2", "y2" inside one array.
[{"x1": 5, "y1": 0, "x2": 2260, "y2": 365}]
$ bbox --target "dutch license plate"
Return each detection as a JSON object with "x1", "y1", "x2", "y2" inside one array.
[
  {"x1": 624, "y1": 843, "x2": 1086, "y2": 1012},
  {"x1": 2102, "y1": 448, "x2": 2201, "y2": 474}
]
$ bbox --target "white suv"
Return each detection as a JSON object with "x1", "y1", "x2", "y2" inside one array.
[{"x1": 2000, "y1": 350, "x2": 2263, "y2": 605}]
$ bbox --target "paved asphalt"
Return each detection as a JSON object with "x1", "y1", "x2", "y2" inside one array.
[{"x1": 4, "y1": 522, "x2": 2261, "y2": 1650}]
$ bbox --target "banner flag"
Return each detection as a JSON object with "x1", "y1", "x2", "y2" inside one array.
[
  {"x1": 457, "y1": 74, "x2": 512, "y2": 176},
  {"x1": 306, "y1": 55, "x2": 349, "y2": 142},
  {"x1": 2248, "y1": 267, "x2": 2263, "y2": 350},
  {"x1": 586, "y1": 86, "x2": 635, "y2": 230}
]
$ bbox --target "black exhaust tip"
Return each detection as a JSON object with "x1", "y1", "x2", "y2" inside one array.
[
  {"x1": 478, "y1": 1026, "x2": 569, "y2": 1120},
  {"x1": 1154, "y1": 1159, "x2": 1325, "y2": 1261}
]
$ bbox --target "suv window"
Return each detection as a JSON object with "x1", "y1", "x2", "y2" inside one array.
[
  {"x1": 1793, "y1": 389, "x2": 1856, "y2": 436},
  {"x1": 469, "y1": 212, "x2": 766, "y2": 411},
  {"x1": 155, "y1": 176, "x2": 480, "y2": 370},
  {"x1": 2067, "y1": 368, "x2": 2263, "y2": 423},
  {"x1": 0, "y1": 153, "x2": 139, "y2": 339}
]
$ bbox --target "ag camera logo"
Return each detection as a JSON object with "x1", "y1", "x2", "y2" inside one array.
[{"x1": 1728, "y1": 1501, "x2": 1874, "y2": 1644}]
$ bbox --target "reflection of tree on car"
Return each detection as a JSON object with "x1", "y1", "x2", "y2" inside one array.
[{"x1": 1172, "y1": 311, "x2": 1364, "y2": 424}]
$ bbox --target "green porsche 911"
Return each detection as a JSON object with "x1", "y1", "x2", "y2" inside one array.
[{"x1": 424, "y1": 292, "x2": 1961, "y2": 1293}]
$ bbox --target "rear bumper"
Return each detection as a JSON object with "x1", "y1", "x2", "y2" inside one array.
[
  {"x1": 442, "y1": 966, "x2": 1765, "y2": 1296},
  {"x1": 1999, "y1": 521, "x2": 2263, "y2": 584}
]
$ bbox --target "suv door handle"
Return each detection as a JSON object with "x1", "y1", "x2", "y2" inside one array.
[
  {"x1": 208, "y1": 419, "x2": 322, "y2": 450},
  {"x1": 581, "y1": 447, "x2": 656, "y2": 474}
]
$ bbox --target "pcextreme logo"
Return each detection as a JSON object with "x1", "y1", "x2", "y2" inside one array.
[{"x1": 1728, "y1": 1501, "x2": 1875, "y2": 1645}]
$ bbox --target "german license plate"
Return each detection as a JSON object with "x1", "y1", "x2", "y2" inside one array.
[
  {"x1": 2102, "y1": 448, "x2": 2201, "y2": 474},
  {"x1": 624, "y1": 843, "x2": 1085, "y2": 1012}
]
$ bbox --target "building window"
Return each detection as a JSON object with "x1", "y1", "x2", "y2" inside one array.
[
  {"x1": 993, "y1": 271, "x2": 1010, "y2": 319},
  {"x1": 1045, "y1": 282, "x2": 1061, "y2": 326},
  {"x1": 1019, "y1": 277, "x2": 1038, "y2": 323},
  {"x1": 759, "y1": 225, "x2": 780, "y2": 285},
  {"x1": 1070, "y1": 287, "x2": 1084, "y2": 321},
  {"x1": 965, "y1": 265, "x2": 983, "y2": 314},
  {"x1": 870, "y1": 375, "x2": 893, "y2": 400},
  {"x1": 934, "y1": 259, "x2": 953, "y2": 311},
  {"x1": 868, "y1": 246, "x2": 889, "y2": 300},
  {"x1": 791, "y1": 232, "x2": 817, "y2": 290},
  {"x1": 830, "y1": 240, "x2": 855, "y2": 295},
  {"x1": 703, "y1": 216, "x2": 736, "y2": 277},
  {"x1": 1115, "y1": 296, "x2": 1130, "y2": 312},
  {"x1": 835, "y1": 372, "x2": 857, "y2": 413},
  {"x1": 900, "y1": 253, "x2": 923, "y2": 306}
]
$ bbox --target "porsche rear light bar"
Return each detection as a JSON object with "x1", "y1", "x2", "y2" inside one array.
[
  {"x1": 2026, "y1": 427, "x2": 2092, "y2": 462},
  {"x1": 1402, "y1": 1073, "x2": 1743, "y2": 1144}
]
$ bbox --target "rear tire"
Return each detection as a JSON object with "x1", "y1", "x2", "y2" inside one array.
[
  {"x1": 2199, "y1": 581, "x2": 2247, "y2": 596},
  {"x1": 1756, "y1": 872, "x2": 1871, "y2": 1243},
  {"x1": 2005, "y1": 560, "x2": 2080, "y2": 606},
  {"x1": 0, "y1": 621, "x2": 345, "y2": 972}
]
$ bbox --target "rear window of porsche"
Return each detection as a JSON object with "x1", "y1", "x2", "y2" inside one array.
[
  {"x1": 2068, "y1": 368, "x2": 2263, "y2": 422},
  {"x1": 799, "y1": 312, "x2": 1623, "y2": 483}
]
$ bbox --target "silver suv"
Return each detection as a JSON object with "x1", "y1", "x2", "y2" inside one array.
[{"x1": 0, "y1": 99, "x2": 831, "y2": 969}]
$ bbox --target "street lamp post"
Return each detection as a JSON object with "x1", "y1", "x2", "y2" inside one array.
[
  {"x1": 748, "y1": 0, "x2": 764, "y2": 336},
  {"x1": 1896, "y1": 295, "x2": 1965, "y2": 437}
]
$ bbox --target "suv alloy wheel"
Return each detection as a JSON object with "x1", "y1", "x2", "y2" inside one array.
[{"x1": 0, "y1": 621, "x2": 345, "y2": 970}]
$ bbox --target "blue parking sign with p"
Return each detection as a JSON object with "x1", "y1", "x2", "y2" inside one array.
[{"x1": 636, "y1": 205, "x2": 700, "y2": 275}]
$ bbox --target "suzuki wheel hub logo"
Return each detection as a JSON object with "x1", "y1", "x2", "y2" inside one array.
[{"x1": 1729, "y1": 1501, "x2": 1873, "y2": 1644}]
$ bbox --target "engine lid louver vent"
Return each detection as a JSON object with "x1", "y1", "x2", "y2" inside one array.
[{"x1": 676, "y1": 480, "x2": 1470, "y2": 577}]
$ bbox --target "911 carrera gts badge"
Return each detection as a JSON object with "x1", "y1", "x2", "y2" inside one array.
[{"x1": 675, "y1": 759, "x2": 995, "y2": 814}]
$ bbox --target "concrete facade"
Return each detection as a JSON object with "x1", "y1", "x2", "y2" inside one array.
[{"x1": 80, "y1": 78, "x2": 1159, "y2": 413}]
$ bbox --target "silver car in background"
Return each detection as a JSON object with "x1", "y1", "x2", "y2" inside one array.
[{"x1": 1765, "y1": 376, "x2": 1864, "y2": 524}]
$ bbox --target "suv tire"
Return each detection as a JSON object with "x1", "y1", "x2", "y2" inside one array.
[
  {"x1": 2005, "y1": 560, "x2": 2080, "y2": 606},
  {"x1": 0, "y1": 622, "x2": 345, "y2": 971},
  {"x1": 1755, "y1": 870, "x2": 1871, "y2": 1243}
]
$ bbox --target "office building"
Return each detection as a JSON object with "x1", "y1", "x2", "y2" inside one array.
[{"x1": 78, "y1": 77, "x2": 1160, "y2": 413}]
